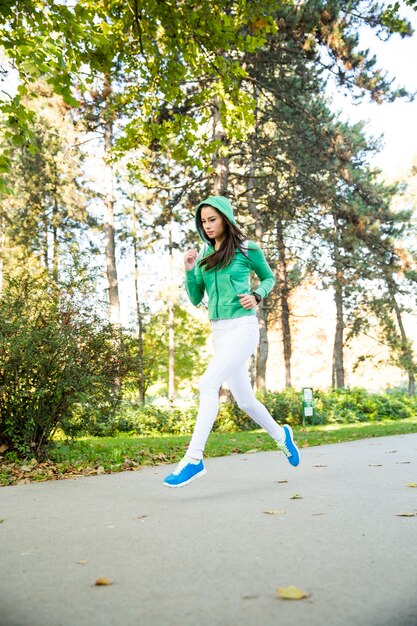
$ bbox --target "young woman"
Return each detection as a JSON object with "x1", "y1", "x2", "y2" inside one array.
[{"x1": 163, "y1": 195, "x2": 300, "y2": 488}]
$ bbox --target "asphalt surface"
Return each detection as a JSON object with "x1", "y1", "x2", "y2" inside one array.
[{"x1": 1, "y1": 433, "x2": 417, "y2": 626}]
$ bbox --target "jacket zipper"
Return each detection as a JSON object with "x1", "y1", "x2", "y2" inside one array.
[
  {"x1": 215, "y1": 270, "x2": 219, "y2": 317},
  {"x1": 229, "y1": 275, "x2": 237, "y2": 294}
]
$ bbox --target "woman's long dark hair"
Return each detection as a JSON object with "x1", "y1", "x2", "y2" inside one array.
[{"x1": 196, "y1": 205, "x2": 248, "y2": 271}]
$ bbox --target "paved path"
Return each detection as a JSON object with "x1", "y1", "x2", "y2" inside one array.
[{"x1": 1, "y1": 434, "x2": 417, "y2": 626}]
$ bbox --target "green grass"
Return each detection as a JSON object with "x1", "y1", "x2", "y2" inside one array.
[
  {"x1": 2, "y1": 417, "x2": 417, "y2": 486},
  {"x1": 50, "y1": 416, "x2": 417, "y2": 466}
]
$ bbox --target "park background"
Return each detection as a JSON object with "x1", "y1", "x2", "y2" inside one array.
[{"x1": 2, "y1": 0, "x2": 417, "y2": 482}]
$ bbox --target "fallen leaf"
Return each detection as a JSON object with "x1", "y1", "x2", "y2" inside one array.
[
  {"x1": 407, "y1": 483, "x2": 417, "y2": 488},
  {"x1": 0, "y1": 518, "x2": 5, "y2": 523},
  {"x1": 0, "y1": 444, "x2": 8, "y2": 453},
  {"x1": 76, "y1": 560, "x2": 88, "y2": 565},
  {"x1": 290, "y1": 494, "x2": 302, "y2": 500},
  {"x1": 276, "y1": 585, "x2": 310, "y2": 600},
  {"x1": 302, "y1": 442, "x2": 310, "y2": 448},
  {"x1": 263, "y1": 510, "x2": 286, "y2": 515},
  {"x1": 96, "y1": 466, "x2": 105, "y2": 474},
  {"x1": 94, "y1": 577, "x2": 113, "y2": 586},
  {"x1": 395, "y1": 512, "x2": 417, "y2": 517},
  {"x1": 245, "y1": 449, "x2": 259, "y2": 454}
]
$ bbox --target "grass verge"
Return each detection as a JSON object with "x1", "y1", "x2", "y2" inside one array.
[{"x1": 1, "y1": 417, "x2": 417, "y2": 486}]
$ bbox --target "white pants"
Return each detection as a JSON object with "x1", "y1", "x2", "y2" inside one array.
[{"x1": 187, "y1": 315, "x2": 285, "y2": 459}]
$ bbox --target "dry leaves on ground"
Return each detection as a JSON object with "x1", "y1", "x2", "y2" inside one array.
[
  {"x1": 276, "y1": 585, "x2": 311, "y2": 600},
  {"x1": 263, "y1": 509, "x2": 286, "y2": 515},
  {"x1": 0, "y1": 456, "x2": 151, "y2": 486},
  {"x1": 94, "y1": 577, "x2": 113, "y2": 586}
]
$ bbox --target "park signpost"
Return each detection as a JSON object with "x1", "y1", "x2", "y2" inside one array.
[{"x1": 302, "y1": 387, "x2": 314, "y2": 426}]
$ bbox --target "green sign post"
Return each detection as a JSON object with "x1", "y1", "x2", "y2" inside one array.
[{"x1": 302, "y1": 387, "x2": 314, "y2": 426}]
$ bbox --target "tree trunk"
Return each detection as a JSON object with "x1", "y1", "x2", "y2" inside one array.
[
  {"x1": 276, "y1": 219, "x2": 292, "y2": 388},
  {"x1": 168, "y1": 218, "x2": 175, "y2": 405},
  {"x1": 0, "y1": 211, "x2": 5, "y2": 297},
  {"x1": 132, "y1": 211, "x2": 145, "y2": 403},
  {"x1": 388, "y1": 284, "x2": 415, "y2": 395},
  {"x1": 256, "y1": 309, "x2": 269, "y2": 389},
  {"x1": 246, "y1": 99, "x2": 271, "y2": 390},
  {"x1": 254, "y1": 212, "x2": 268, "y2": 390},
  {"x1": 43, "y1": 212, "x2": 48, "y2": 270},
  {"x1": 332, "y1": 216, "x2": 345, "y2": 388},
  {"x1": 52, "y1": 194, "x2": 59, "y2": 283},
  {"x1": 212, "y1": 95, "x2": 229, "y2": 195},
  {"x1": 103, "y1": 77, "x2": 121, "y2": 328}
]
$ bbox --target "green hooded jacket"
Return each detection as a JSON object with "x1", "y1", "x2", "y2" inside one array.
[{"x1": 185, "y1": 196, "x2": 276, "y2": 320}]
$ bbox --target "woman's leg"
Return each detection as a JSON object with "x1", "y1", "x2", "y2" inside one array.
[
  {"x1": 186, "y1": 321, "x2": 260, "y2": 460},
  {"x1": 226, "y1": 364, "x2": 285, "y2": 441}
]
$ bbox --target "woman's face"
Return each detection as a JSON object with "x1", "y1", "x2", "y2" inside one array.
[{"x1": 200, "y1": 206, "x2": 226, "y2": 241}]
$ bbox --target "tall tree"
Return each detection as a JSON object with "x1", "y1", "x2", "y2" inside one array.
[
  {"x1": 77, "y1": 76, "x2": 121, "y2": 326},
  {"x1": 1, "y1": 82, "x2": 88, "y2": 282}
]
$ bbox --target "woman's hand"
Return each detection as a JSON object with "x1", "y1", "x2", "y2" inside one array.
[
  {"x1": 237, "y1": 294, "x2": 257, "y2": 309},
  {"x1": 184, "y1": 249, "x2": 198, "y2": 270}
]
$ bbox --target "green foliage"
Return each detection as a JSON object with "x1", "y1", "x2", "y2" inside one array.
[
  {"x1": 1, "y1": 0, "x2": 413, "y2": 190},
  {"x1": 84, "y1": 387, "x2": 417, "y2": 438},
  {"x1": 0, "y1": 271, "x2": 129, "y2": 458},
  {"x1": 313, "y1": 387, "x2": 417, "y2": 424},
  {"x1": 1, "y1": 82, "x2": 90, "y2": 274},
  {"x1": 142, "y1": 304, "x2": 210, "y2": 392},
  {"x1": 89, "y1": 401, "x2": 199, "y2": 437},
  {"x1": 381, "y1": 1, "x2": 416, "y2": 32}
]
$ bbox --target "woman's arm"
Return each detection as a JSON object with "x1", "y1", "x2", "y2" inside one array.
[
  {"x1": 184, "y1": 248, "x2": 206, "y2": 305},
  {"x1": 247, "y1": 241, "x2": 276, "y2": 298}
]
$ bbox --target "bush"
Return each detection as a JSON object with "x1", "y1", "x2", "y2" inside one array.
[
  {"x1": 313, "y1": 387, "x2": 417, "y2": 424},
  {"x1": 0, "y1": 273, "x2": 128, "y2": 458},
  {"x1": 71, "y1": 386, "x2": 417, "y2": 440},
  {"x1": 93, "y1": 400, "x2": 199, "y2": 437},
  {"x1": 256, "y1": 388, "x2": 304, "y2": 426}
]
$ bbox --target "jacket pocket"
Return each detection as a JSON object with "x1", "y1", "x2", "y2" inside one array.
[{"x1": 229, "y1": 275, "x2": 249, "y2": 296}]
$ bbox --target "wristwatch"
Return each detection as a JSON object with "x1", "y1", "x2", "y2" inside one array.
[{"x1": 252, "y1": 292, "x2": 262, "y2": 305}]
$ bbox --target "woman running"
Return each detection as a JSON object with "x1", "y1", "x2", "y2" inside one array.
[{"x1": 163, "y1": 195, "x2": 300, "y2": 488}]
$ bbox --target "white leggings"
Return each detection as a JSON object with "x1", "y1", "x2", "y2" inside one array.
[{"x1": 187, "y1": 315, "x2": 285, "y2": 460}]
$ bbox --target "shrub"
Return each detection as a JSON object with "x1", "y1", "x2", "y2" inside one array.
[
  {"x1": 313, "y1": 387, "x2": 417, "y2": 424},
  {"x1": 256, "y1": 388, "x2": 304, "y2": 426},
  {"x1": 0, "y1": 273, "x2": 127, "y2": 459},
  {"x1": 72, "y1": 386, "x2": 417, "y2": 440}
]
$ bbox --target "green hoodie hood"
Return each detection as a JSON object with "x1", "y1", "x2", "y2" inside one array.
[{"x1": 195, "y1": 195, "x2": 237, "y2": 243}]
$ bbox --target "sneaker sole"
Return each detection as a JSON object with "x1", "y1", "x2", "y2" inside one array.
[
  {"x1": 285, "y1": 424, "x2": 300, "y2": 467},
  {"x1": 163, "y1": 468, "x2": 207, "y2": 488}
]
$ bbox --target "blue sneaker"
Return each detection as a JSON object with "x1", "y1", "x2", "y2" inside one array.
[
  {"x1": 277, "y1": 425, "x2": 300, "y2": 467},
  {"x1": 163, "y1": 457, "x2": 207, "y2": 488}
]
